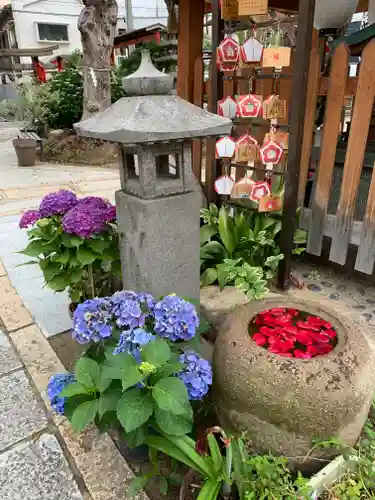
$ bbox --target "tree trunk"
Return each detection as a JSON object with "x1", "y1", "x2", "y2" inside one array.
[{"x1": 78, "y1": 0, "x2": 118, "y2": 120}]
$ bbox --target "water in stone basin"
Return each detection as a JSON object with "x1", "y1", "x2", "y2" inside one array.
[{"x1": 248, "y1": 307, "x2": 338, "y2": 359}]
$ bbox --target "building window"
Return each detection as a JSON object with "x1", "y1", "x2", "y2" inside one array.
[{"x1": 37, "y1": 23, "x2": 69, "y2": 42}]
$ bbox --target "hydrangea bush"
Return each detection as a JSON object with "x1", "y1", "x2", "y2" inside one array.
[
  {"x1": 47, "y1": 292, "x2": 212, "y2": 446},
  {"x1": 19, "y1": 190, "x2": 121, "y2": 303}
]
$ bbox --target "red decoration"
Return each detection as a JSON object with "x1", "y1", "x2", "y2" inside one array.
[
  {"x1": 250, "y1": 308, "x2": 338, "y2": 358},
  {"x1": 236, "y1": 94, "x2": 263, "y2": 118},
  {"x1": 217, "y1": 96, "x2": 237, "y2": 118},
  {"x1": 51, "y1": 56, "x2": 63, "y2": 72},
  {"x1": 260, "y1": 140, "x2": 283, "y2": 164},
  {"x1": 218, "y1": 36, "x2": 240, "y2": 63},
  {"x1": 32, "y1": 57, "x2": 46, "y2": 83},
  {"x1": 250, "y1": 181, "x2": 271, "y2": 202}
]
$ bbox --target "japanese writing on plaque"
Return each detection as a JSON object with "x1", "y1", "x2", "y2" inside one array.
[
  {"x1": 221, "y1": 0, "x2": 238, "y2": 19},
  {"x1": 238, "y1": 0, "x2": 268, "y2": 16}
]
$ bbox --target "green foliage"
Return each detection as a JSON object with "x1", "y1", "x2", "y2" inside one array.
[
  {"x1": 0, "y1": 80, "x2": 57, "y2": 133},
  {"x1": 61, "y1": 338, "x2": 195, "y2": 445},
  {"x1": 327, "y1": 410, "x2": 375, "y2": 499},
  {"x1": 20, "y1": 215, "x2": 121, "y2": 302},
  {"x1": 200, "y1": 204, "x2": 307, "y2": 299},
  {"x1": 45, "y1": 65, "x2": 83, "y2": 130},
  {"x1": 144, "y1": 428, "x2": 311, "y2": 500},
  {"x1": 117, "y1": 41, "x2": 174, "y2": 79}
]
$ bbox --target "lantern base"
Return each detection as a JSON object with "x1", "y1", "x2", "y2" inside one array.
[{"x1": 115, "y1": 189, "x2": 201, "y2": 300}]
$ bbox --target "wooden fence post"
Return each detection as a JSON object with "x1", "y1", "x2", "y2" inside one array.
[
  {"x1": 277, "y1": 0, "x2": 316, "y2": 289},
  {"x1": 329, "y1": 39, "x2": 375, "y2": 265}
]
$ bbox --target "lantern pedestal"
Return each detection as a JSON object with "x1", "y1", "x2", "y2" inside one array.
[{"x1": 115, "y1": 189, "x2": 201, "y2": 300}]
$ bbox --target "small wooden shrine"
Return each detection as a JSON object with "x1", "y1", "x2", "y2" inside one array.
[{"x1": 172, "y1": 0, "x2": 375, "y2": 288}]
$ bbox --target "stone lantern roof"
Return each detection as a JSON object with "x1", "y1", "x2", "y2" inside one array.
[{"x1": 74, "y1": 51, "x2": 232, "y2": 144}]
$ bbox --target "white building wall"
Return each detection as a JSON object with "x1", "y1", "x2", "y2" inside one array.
[{"x1": 11, "y1": 0, "x2": 167, "y2": 64}]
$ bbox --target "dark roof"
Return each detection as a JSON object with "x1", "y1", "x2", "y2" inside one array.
[{"x1": 114, "y1": 23, "x2": 167, "y2": 46}]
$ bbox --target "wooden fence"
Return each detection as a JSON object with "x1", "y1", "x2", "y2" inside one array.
[
  {"x1": 192, "y1": 37, "x2": 375, "y2": 275},
  {"x1": 301, "y1": 39, "x2": 375, "y2": 275}
]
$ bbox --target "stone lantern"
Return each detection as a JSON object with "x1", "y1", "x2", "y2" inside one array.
[{"x1": 75, "y1": 51, "x2": 232, "y2": 299}]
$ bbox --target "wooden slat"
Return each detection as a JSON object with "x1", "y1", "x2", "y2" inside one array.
[
  {"x1": 319, "y1": 76, "x2": 358, "y2": 97},
  {"x1": 355, "y1": 161, "x2": 375, "y2": 274},
  {"x1": 307, "y1": 43, "x2": 349, "y2": 256},
  {"x1": 301, "y1": 209, "x2": 362, "y2": 246},
  {"x1": 329, "y1": 39, "x2": 375, "y2": 265},
  {"x1": 192, "y1": 57, "x2": 204, "y2": 181},
  {"x1": 297, "y1": 30, "x2": 321, "y2": 207}
]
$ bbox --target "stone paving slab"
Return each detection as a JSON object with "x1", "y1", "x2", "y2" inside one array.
[
  {"x1": 0, "y1": 433, "x2": 83, "y2": 500},
  {"x1": 0, "y1": 328, "x2": 22, "y2": 376},
  {"x1": 3, "y1": 184, "x2": 77, "y2": 200},
  {"x1": 0, "y1": 370, "x2": 47, "y2": 451},
  {"x1": 0, "y1": 276, "x2": 33, "y2": 332},
  {"x1": 0, "y1": 222, "x2": 70, "y2": 337}
]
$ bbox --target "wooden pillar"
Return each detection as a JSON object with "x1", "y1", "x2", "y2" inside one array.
[
  {"x1": 177, "y1": 0, "x2": 205, "y2": 102},
  {"x1": 278, "y1": 0, "x2": 316, "y2": 289},
  {"x1": 205, "y1": 0, "x2": 224, "y2": 203}
]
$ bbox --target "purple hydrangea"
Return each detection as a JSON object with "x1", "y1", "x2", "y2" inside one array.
[
  {"x1": 39, "y1": 189, "x2": 77, "y2": 217},
  {"x1": 19, "y1": 210, "x2": 41, "y2": 229},
  {"x1": 178, "y1": 352, "x2": 212, "y2": 400},
  {"x1": 153, "y1": 295, "x2": 199, "y2": 341},
  {"x1": 47, "y1": 373, "x2": 75, "y2": 414},
  {"x1": 73, "y1": 298, "x2": 112, "y2": 344},
  {"x1": 113, "y1": 327, "x2": 154, "y2": 357},
  {"x1": 78, "y1": 196, "x2": 116, "y2": 222},
  {"x1": 62, "y1": 204, "x2": 109, "y2": 239},
  {"x1": 110, "y1": 292, "x2": 146, "y2": 330}
]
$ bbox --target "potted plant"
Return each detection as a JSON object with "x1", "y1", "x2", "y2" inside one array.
[
  {"x1": 0, "y1": 81, "x2": 53, "y2": 166},
  {"x1": 19, "y1": 189, "x2": 121, "y2": 312},
  {"x1": 46, "y1": 292, "x2": 213, "y2": 457}
]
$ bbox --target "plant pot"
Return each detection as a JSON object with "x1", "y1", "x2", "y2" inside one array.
[
  {"x1": 116, "y1": 440, "x2": 150, "y2": 463},
  {"x1": 213, "y1": 294, "x2": 375, "y2": 473},
  {"x1": 13, "y1": 138, "x2": 37, "y2": 167}
]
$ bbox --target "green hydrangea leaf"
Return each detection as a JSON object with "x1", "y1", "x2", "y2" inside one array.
[
  {"x1": 141, "y1": 339, "x2": 171, "y2": 367},
  {"x1": 71, "y1": 399, "x2": 98, "y2": 432},
  {"x1": 75, "y1": 357, "x2": 101, "y2": 389},
  {"x1": 152, "y1": 377, "x2": 189, "y2": 415},
  {"x1": 117, "y1": 388, "x2": 154, "y2": 433}
]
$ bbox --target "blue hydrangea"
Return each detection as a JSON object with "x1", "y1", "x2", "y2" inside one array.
[
  {"x1": 110, "y1": 292, "x2": 146, "y2": 330},
  {"x1": 47, "y1": 373, "x2": 75, "y2": 415},
  {"x1": 73, "y1": 298, "x2": 112, "y2": 344},
  {"x1": 113, "y1": 327, "x2": 154, "y2": 359},
  {"x1": 153, "y1": 295, "x2": 199, "y2": 341},
  {"x1": 137, "y1": 292, "x2": 156, "y2": 313},
  {"x1": 178, "y1": 352, "x2": 212, "y2": 400}
]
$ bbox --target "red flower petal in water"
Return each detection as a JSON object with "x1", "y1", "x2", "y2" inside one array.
[
  {"x1": 253, "y1": 333, "x2": 268, "y2": 346},
  {"x1": 259, "y1": 326, "x2": 276, "y2": 336},
  {"x1": 296, "y1": 321, "x2": 320, "y2": 331},
  {"x1": 309, "y1": 332, "x2": 331, "y2": 344},
  {"x1": 322, "y1": 329, "x2": 337, "y2": 339},
  {"x1": 278, "y1": 352, "x2": 293, "y2": 357},
  {"x1": 269, "y1": 308, "x2": 286, "y2": 316},
  {"x1": 295, "y1": 332, "x2": 313, "y2": 345},
  {"x1": 293, "y1": 350, "x2": 313, "y2": 359},
  {"x1": 284, "y1": 325, "x2": 298, "y2": 335},
  {"x1": 269, "y1": 339, "x2": 295, "y2": 353},
  {"x1": 307, "y1": 344, "x2": 333, "y2": 356}
]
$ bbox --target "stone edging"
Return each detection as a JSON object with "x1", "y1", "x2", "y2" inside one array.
[
  {"x1": 307, "y1": 454, "x2": 358, "y2": 498},
  {"x1": 0, "y1": 270, "x2": 148, "y2": 500}
]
